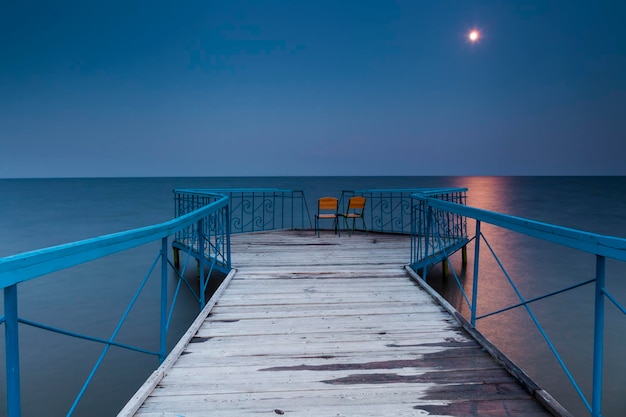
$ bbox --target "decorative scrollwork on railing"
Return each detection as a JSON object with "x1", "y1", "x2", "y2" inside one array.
[
  {"x1": 263, "y1": 197, "x2": 275, "y2": 214},
  {"x1": 347, "y1": 190, "x2": 416, "y2": 234},
  {"x1": 409, "y1": 189, "x2": 469, "y2": 269},
  {"x1": 253, "y1": 213, "x2": 265, "y2": 230},
  {"x1": 174, "y1": 189, "x2": 312, "y2": 236},
  {"x1": 231, "y1": 215, "x2": 243, "y2": 231},
  {"x1": 241, "y1": 198, "x2": 253, "y2": 214}
]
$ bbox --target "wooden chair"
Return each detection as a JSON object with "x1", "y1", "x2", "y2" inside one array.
[
  {"x1": 315, "y1": 197, "x2": 339, "y2": 237},
  {"x1": 342, "y1": 196, "x2": 367, "y2": 236}
]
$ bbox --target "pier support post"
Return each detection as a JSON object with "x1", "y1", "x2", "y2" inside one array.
[
  {"x1": 4, "y1": 284, "x2": 22, "y2": 417},
  {"x1": 422, "y1": 206, "x2": 432, "y2": 281},
  {"x1": 461, "y1": 245, "x2": 467, "y2": 266},
  {"x1": 173, "y1": 248, "x2": 180, "y2": 270}
]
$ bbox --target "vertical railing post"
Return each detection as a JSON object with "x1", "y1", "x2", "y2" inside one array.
[
  {"x1": 4, "y1": 284, "x2": 22, "y2": 417},
  {"x1": 251, "y1": 193, "x2": 256, "y2": 233},
  {"x1": 471, "y1": 220, "x2": 481, "y2": 327},
  {"x1": 279, "y1": 192, "x2": 283, "y2": 229},
  {"x1": 225, "y1": 204, "x2": 232, "y2": 269},
  {"x1": 457, "y1": 196, "x2": 463, "y2": 262},
  {"x1": 410, "y1": 198, "x2": 416, "y2": 267},
  {"x1": 159, "y1": 237, "x2": 168, "y2": 363},
  {"x1": 591, "y1": 255, "x2": 606, "y2": 417},
  {"x1": 422, "y1": 205, "x2": 432, "y2": 280},
  {"x1": 198, "y1": 218, "x2": 206, "y2": 308},
  {"x1": 261, "y1": 192, "x2": 266, "y2": 231},
  {"x1": 295, "y1": 191, "x2": 300, "y2": 229},
  {"x1": 292, "y1": 192, "x2": 296, "y2": 229}
]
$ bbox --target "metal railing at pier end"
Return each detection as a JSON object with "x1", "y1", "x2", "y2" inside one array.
[
  {"x1": 174, "y1": 188, "x2": 312, "y2": 234},
  {"x1": 339, "y1": 188, "x2": 468, "y2": 237}
]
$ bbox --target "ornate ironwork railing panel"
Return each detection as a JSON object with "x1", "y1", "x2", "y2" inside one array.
[
  {"x1": 340, "y1": 188, "x2": 467, "y2": 235},
  {"x1": 174, "y1": 188, "x2": 312, "y2": 235},
  {"x1": 0, "y1": 193, "x2": 231, "y2": 417},
  {"x1": 410, "y1": 189, "x2": 469, "y2": 269},
  {"x1": 410, "y1": 196, "x2": 626, "y2": 417}
]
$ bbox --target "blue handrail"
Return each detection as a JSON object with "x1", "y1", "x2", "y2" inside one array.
[
  {"x1": 0, "y1": 194, "x2": 230, "y2": 286},
  {"x1": 412, "y1": 194, "x2": 626, "y2": 417},
  {"x1": 0, "y1": 192, "x2": 231, "y2": 417}
]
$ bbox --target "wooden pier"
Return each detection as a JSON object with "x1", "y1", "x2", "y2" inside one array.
[{"x1": 120, "y1": 230, "x2": 556, "y2": 417}]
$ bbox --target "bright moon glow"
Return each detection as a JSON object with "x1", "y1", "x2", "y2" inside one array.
[{"x1": 469, "y1": 30, "x2": 480, "y2": 42}]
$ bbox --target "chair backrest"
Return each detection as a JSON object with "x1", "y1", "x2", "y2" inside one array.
[
  {"x1": 346, "y1": 196, "x2": 366, "y2": 213},
  {"x1": 318, "y1": 197, "x2": 338, "y2": 213}
]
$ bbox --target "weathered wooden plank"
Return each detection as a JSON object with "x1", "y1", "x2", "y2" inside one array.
[
  {"x1": 174, "y1": 347, "x2": 488, "y2": 368},
  {"x1": 133, "y1": 384, "x2": 542, "y2": 415},
  {"x1": 206, "y1": 302, "x2": 443, "y2": 320},
  {"x1": 149, "y1": 370, "x2": 517, "y2": 396},
  {"x1": 179, "y1": 342, "x2": 482, "y2": 365},
  {"x1": 194, "y1": 322, "x2": 460, "y2": 339},
  {"x1": 134, "y1": 402, "x2": 551, "y2": 417},
  {"x1": 219, "y1": 277, "x2": 416, "y2": 289}
]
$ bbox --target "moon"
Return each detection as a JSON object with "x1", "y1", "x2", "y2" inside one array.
[{"x1": 469, "y1": 30, "x2": 480, "y2": 42}]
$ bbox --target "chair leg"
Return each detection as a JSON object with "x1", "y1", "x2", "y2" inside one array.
[
  {"x1": 343, "y1": 216, "x2": 367, "y2": 236},
  {"x1": 316, "y1": 217, "x2": 341, "y2": 237},
  {"x1": 344, "y1": 217, "x2": 357, "y2": 236}
]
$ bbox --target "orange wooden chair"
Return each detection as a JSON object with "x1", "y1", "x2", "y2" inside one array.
[
  {"x1": 342, "y1": 196, "x2": 367, "y2": 236},
  {"x1": 315, "y1": 197, "x2": 339, "y2": 237}
]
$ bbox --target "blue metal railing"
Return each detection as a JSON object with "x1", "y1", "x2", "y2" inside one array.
[
  {"x1": 340, "y1": 188, "x2": 468, "y2": 236},
  {"x1": 0, "y1": 192, "x2": 230, "y2": 417},
  {"x1": 409, "y1": 188, "x2": 469, "y2": 270},
  {"x1": 174, "y1": 188, "x2": 312, "y2": 234},
  {"x1": 172, "y1": 189, "x2": 313, "y2": 310},
  {"x1": 411, "y1": 195, "x2": 626, "y2": 417}
]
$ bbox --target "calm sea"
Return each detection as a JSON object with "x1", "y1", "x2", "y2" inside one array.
[{"x1": 0, "y1": 176, "x2": 625, "y2": 416}]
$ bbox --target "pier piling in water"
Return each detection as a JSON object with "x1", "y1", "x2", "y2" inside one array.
[{"x1": 173, "y1": 248, "x2": 180, "y2": 269}]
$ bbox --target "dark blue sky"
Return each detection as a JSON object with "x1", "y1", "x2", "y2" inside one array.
[{"x1": 2, "y1": 1, "x2": 625, "y2": 177}]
